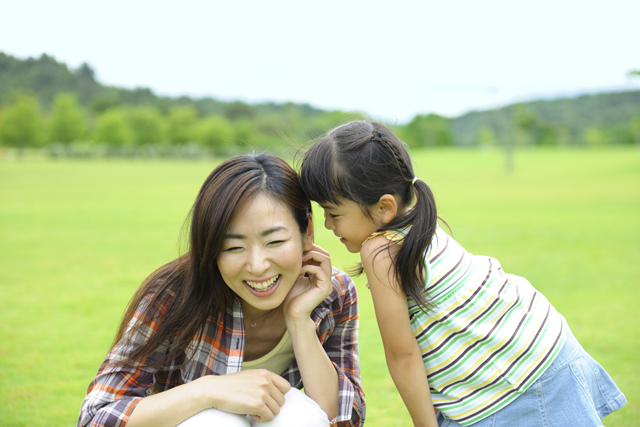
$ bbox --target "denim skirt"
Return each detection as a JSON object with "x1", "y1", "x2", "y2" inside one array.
[{"x1": 437, "y1": 327, "x2": 626, "y2": 427}]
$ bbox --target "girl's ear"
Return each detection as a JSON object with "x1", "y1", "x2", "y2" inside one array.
[
  {"x1": 375, "y1": 194, "x2": 398, "y2": 225},
  {"x1": 303, "y1": 215, "x2": 314, "y2": 251}
]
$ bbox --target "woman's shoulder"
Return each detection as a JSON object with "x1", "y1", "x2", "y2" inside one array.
[{"x1": 136, "y1": 257, "x2": 185, "y2": 306}]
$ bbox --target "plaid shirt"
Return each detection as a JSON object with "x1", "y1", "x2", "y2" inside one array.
[{"x1": 79, "y1": 268, "x2": 365, "y2": 427}]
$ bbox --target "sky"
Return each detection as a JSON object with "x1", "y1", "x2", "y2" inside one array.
[{"x1": 2, "y1": 0, "x2": 639, "y2": 123}]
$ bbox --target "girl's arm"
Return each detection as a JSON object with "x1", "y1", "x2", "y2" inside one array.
[
  {"x1": 361, "y1": 237, "x2": 438, "y2": 427},
  {"x1": 283, "y1": 244, "x2": 340, "y2": 420}
]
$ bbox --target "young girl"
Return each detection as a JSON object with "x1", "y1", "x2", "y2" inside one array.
[
  {"x1": 78, "y1": 153, "x2": 365, "y2": 427},
  {"x1": 298, "y1": 121, "x2": 626, "y2": 427}
]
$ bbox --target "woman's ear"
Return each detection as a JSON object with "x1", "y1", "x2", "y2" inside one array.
[
  {"x1": 303, "y1": 214, "x2": 314, "y2": 251},
  {"x1": 375, "y1": 194, "x2": 398, "y2": 225}
]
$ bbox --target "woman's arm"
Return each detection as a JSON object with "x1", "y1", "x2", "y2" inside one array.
[
  {"x1": 126, "y1": 370, "x2": 291, "y2": 427},
  {"x1": 317, "y1": 269, "x2": 366, "y2": 426},
  {"x1": 83, "y1": 363, "x2": 290, "y2": 427},
  {"x1": 283, "y1": 244, "x2": 340, "y2": 420},
  {"x1": 80, "y1": 299, "x2": 291, "y2": 427},
  {"x1": 361, "y1": 237, "x2": 438, "y2": 427}
]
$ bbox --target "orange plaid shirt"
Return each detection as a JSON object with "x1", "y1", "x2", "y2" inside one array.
[{"x1": 79, "y1": 268, "x2": 365, "y2": 427}]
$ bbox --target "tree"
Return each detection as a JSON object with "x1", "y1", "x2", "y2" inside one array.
[
  {"x1": 0, "y1": 94, "x2": 42, "y2": 153},
  {"x1": 476, "y1": 126, "x2": 497, "y2": 149},
  {"x1": 90, "y1": 90, "x2": 121, "y2": 113},
  {"x1": 583, "y1": 127, "x2": 612, "y2": 146},
  {"x1": 128, "y1": 107, "x2": 164, "y2": 145},
  {"x1": 47, "y1": 93, "x2": 85, "y2": 144},
  {"x1": 74, "y1": 62, "x2": 100, "y2": 105},
  {"x1": 232, "y1": 119, "x2": 256, "y2": 145},
  {"x1": 94, "y1": 108, "x2": 130, "y2": 145},
  {"x1": 513, "y1": 104, "x2": 538, "y2": 145},
  {"x1": 513, "y1": 104, "x2": 565, "y2": 146},
  {"x1": 403, "y1": 114, "x2": 453, "y2": 148},
  {"x1": 196, "y1": 116, "x2": 232, "y2": 153},
  {"x1": 225, "y1": 101, "x2": 255, "y2": 121},
  {"x1": 167, "y1": 106, "x2": 197, "y2": 145}
]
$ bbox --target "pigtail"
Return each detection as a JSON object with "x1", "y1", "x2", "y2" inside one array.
[
  {"x1": 386, "y1": 179, "x2": 438, "y2": 309},
  {"x1": 369, "y1": 124, "x2": 438, "y2": 309}
]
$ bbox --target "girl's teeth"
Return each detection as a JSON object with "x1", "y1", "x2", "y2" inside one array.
[{"x1": 246, "y1": 275, "x2": 279, "y2": 291}]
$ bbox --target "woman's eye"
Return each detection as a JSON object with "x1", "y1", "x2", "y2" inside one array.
[
  {"x1": 267, "y1": 240, "x2": 285, "y2": 246},
  {"x1": 224, "y1": 246, "x2": 243, "y2": 252},
  {"x1": 329, "y1": 214, "x2": 339, "y2": 219}
]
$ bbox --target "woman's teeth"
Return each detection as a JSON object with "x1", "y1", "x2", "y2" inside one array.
[{"x1": 245, "y1": 275, "x2": 279, "y2": 292}]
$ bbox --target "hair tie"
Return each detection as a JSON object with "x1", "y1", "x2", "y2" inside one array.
[
  {"x1": 371, "y1": 130, "x2": 382, "y2": 141},
  {"x1": 411, "y1": 177, "x2": 420, "y2": 186}
]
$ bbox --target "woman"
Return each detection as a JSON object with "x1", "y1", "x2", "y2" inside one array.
[{"x1": 78, "y1": 153, "x2": 365, "y2": 427}]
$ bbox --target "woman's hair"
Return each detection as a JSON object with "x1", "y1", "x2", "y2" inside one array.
[
  {"x1": 113, "y1": 153, "x2": 312, "y2": 367},
  {"x1": 298, "y1": 120, "x2": 438, "y2": 308}
]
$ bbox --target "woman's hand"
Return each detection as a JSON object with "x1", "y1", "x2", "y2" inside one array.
[
  {"x1": 205, "y1": 369, "x2": 291, "y2": 422},
  {"x1": 283, "y1": 244, "x2": 334, "y2": 325},
  {"x1": 125, "y1": 369, "x2": 291, "y2": 427},
  {"x1": 280, "y1": 244, "x2": 340, "y2": 420}
]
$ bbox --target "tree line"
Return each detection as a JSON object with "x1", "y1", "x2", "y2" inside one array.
[
  {"x1": 0, "y1": 91, "x2": 357, "y2": 157},
  {"x1": 0, "y1": 52, "x2": 639, "y2": 157}
]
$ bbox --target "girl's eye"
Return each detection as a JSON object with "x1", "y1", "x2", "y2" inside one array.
[
  {"x1": 267, "y1": 240, "x2": 285, "y2": 246},
  {"x1": 224, "y1": 246, "x2": 243, "y2": 252},
  {"x1": 329, "y1": 214, "x2": 339, "y2": 219}
]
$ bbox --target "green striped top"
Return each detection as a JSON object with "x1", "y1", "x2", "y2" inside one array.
[{"x1": 377, "y1": 227, "x2": 566, "y2": 426}]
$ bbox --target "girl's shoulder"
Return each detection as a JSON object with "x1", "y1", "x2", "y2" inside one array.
[
  {"x1": 360, "y1": 230, "x2": 403, "y2": 270},
  {"x1": 363, "y1": 229, "x2": 408, "y2": 246},
  {"x1": 362, "y1": 225, "x2": 451, "y2": 260}
]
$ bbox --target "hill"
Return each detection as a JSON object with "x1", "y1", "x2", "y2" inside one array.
[
  {"x1": 450, "y1": 91, "x2": 640, "y2": 146},
  {"x1": 0, "y1": 51, "x2": 638, "y2": 152},
  {"x1": 0, "y1": 52, "x2": 326, "y2": 118}
]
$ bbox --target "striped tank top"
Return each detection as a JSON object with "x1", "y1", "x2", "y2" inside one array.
[{"x1": 374, "y1": 227, "x2": 567, "y2": 426}]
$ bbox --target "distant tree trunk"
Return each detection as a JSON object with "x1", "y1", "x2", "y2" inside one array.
[
  {"x1": 505, "y1": 139, "x2": 514, "y2": 171},
  {"x1": 499, "y1": 108, "x2": 514, "y2": 172}
]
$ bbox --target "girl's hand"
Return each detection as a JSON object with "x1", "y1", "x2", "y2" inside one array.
[
  {"x1": 283, "y1": 244, "x2": 334, "y2": 325},
  {"x1": 205, "y1": 369, "x2": 291, "y2": 422}
]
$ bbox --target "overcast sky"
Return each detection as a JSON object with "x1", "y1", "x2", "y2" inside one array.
[{"x1": 2, "y1": 0, "x2": 639, "y2": 123}]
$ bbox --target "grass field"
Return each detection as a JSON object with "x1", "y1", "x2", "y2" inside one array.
[{"x1": 1, "y1": 147, "x2": 638, "y2": 426}]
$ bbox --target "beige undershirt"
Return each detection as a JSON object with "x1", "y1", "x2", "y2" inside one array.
[{"x1": 242, "y1": 330, "x2": 295, "y2": 375}]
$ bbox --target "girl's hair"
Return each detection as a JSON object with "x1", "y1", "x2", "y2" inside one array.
[
  {"x1": 298, "y1": 121, "x2": 437, "y2": 308},
  {"x1": 113, "y1": 153, "x2": 312, "y2": 367}
]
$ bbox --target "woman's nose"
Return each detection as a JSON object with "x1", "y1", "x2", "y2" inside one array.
[{"x1": 245, "y1": 248, "x2": 270, "y2": 275}]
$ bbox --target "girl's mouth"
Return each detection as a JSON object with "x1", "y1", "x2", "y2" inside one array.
[{"x1": 244, "y1": 275, "x2": 281, "y2": 296}]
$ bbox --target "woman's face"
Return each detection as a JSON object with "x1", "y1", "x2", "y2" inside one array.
[{"x1": 217, "y1": 192, "x2": 312, "y2": 314}]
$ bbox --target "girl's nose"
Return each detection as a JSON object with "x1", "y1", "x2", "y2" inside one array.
[{"x1": 323, "y1": 212, "x2": 334, "y2": 231}]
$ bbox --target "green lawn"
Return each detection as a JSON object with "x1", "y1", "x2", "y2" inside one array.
[{"x1": 1, "y1": 147, "x2": 638, "y2": 426}]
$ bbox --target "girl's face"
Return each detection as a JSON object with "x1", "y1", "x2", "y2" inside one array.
[
  {"x1": 217, "y1": 193, "x2": 312, "y2": 314},
  {"x1": 319, "y1": 198, "x2": 380, "y2": 253}
]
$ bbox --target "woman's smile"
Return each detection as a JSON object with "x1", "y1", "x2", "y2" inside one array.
[{"x1": 244, "y1": 274, "x2": 281, "y2": 296}]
